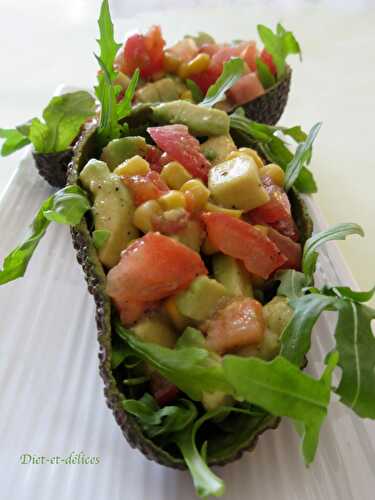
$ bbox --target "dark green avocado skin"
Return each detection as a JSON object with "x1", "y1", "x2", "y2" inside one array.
[
  {"x1": 68, "y1": 125, "x2": 312, "y2": 470},
  {"x1": 242, "y1": 68, "x2": 292, "y2": 125},
  {"x1": 33, "y1": 149, "x2": 73, "y2": 188}
]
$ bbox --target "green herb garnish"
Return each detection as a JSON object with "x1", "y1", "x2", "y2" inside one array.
[
  {"x1": 0, "y1": 186, "x2": 90, "y2": 284},
  {"x1": 200, "y1": 58, "x2": 245, "y2": 108},
  {"x1": 0, "y1": 91, "x2": 95, "y2": 156},
  {"x1": 257, "y1": 23, "x2": 301, "y2": 80}
]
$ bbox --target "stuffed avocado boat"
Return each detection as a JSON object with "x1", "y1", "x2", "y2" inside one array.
[
  {"x1": 0, "y1": 2, "x2": 301, "y2": 188},
  {"x1": 68, "y1": 107, "x2": 312, "y2": 477},
  {"x1": 114, "y1": 21, "x2": 299, "y2": 126},
  {"x1": 2, "y1": 2, "x2": 375, "y2": 498}
]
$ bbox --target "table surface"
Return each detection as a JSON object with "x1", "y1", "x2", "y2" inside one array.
[{"x1": 1, "y1": 0, "x2": 374, "y2": 297}]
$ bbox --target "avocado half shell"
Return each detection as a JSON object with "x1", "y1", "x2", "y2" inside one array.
[
  {"x1": 241, "y1": 67, "x2": 292, "y2": 125},
  {"x1": 33, "y1": 148, "x2": 73, "y2": 188},
  {"x1": 68, "y1": 125, "x2": 312, "y2": 469}
]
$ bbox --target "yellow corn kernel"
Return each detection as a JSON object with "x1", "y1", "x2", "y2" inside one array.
[
  {"x1": 114, "y1": 155, "x2": 150, "y2": 177},
  {"x1": 160, "y1": 161, "x2": 192, "y2": 189},
  {"x1": 163, "y1": 51, "x2": 181, "y2": 73},
  {"x1": 205, "y1": 202, "x2": 243, "y2": 218},
  {"x1": 254, "y1": 224, "x2": 269, "y2": 236},
  {"x1": 184, "y1": 53, "x2": 211, "y2": 77},
  {"x1": 259, "y1": 163, "x2": 285, "y2": 187},
  {"x1": 158, "y1": 190, "x2": 187, "y2": 211},
  {"x1": 180, "y1": 179, "x2": 210, "y2": 210},
  {"x1": 180, "y1": 90, "x2": 193, "y2": 101},
  {"x1": 238, "y1": 148, "x2": 265, "y2": 169},
  {"x1": 177, "y1": 62, "x2": 189, "y2": 79},
  {"x1": 226, "y1": 148, "x2": 264, "y2": 169},
  {"x1": 201, "y1": 237, "x2": 218, "y2": 255},
  {"x1": 133, "y1": 200, "x2": 163, "y2": 233},
  {"x1": 164, "y1": 296, "x2": 189, "y2": 330}
]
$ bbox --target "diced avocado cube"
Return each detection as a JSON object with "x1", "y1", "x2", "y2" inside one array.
[
  {"x1": 153, "y1": 100, "x2": 230, "y2": 136},
  {"x1": 136, "y1": 78, "x2": 186, "y2": 104},
  {"x1": 263, "y1": 296, "x2": 293, "y2": 336},
  {"x1": 213, "y1": 254, "x2": 253, "y2": 297},
  {"x1": 171, "y1": 220, "x2": 204, "y2": 252},
  {"x1": 208, "y1": 155, "x2": 270, "y2": 210},
  {"x1": 175, "y1": 276, "x2": 230, "y2": 321},
  {"x1": 201, "y1": 135, "x2": 237, "y2": 166},
  {"x1": 132, "y1": 314, "x2": 177, "y2": 349},
  {"x1": 100, "y1": 136, "x2": 148, "y2": 170},
  {"x1": 80, "y1": 159, "x2": 139, "y2": 268}
]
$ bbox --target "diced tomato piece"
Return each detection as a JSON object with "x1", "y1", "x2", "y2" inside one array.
[
  {"x1": 167, "y1": 38, "x2": 198, "y2": 62},
  {"x1": 113, "y1": 298, "x2": 151, "y2": 326},
  {"x1": 247, "y1": 176, "x2": 299, "y2": 241},
  {"x1": 148, "y1": 125, "x2": 211, "y2": 182},
  {"x1": 260, "y1": 49, "x2": 277, "y2": 76},
  {"x1": 227, "y1": 72, "x2": 264, "y2": 106},
  {"x1": 145, "y1": 145, "x2": 162, "y2": 172},
  {"x1": 189, "y1": 63, "x2": 222, "y2": 94},
  {"x1": 202, "y1": 297, "x2": 265, "y2": 354},
  {"x1": 152, "y1": 209, "x2": 190, "y2": 235},
  {"x1": 267, "y1": 227, "x2": 302, "y2": 270},
  {"x1": 122, "y1": 26, "x2": 165, "y2": 79},
  {"x1": 123, "y1": 171, "x2": 169, "y2": 206},
  {"x1": 211, "y1": 45, "x2": 243, "y2": 65},
  {"x1": 240, "y1": 42, "x2": 257, "y2": 71},
  {"x1": 201, "y1": 212, "x2": 287, "y2": 279},
  {"x1": 106, "y1": 232, "x2": 207, "y2": 305}
]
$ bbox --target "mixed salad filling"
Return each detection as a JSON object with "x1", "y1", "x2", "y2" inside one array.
[
  {"x1": 80, "y1": 115, "x2": 301, "y2": 406},
  {"x1": 1, "y1": 2, "x2": 375, "y2": 498},
  {"x1": 114, "y1": 23, "x2": 300, "y2": 109}
]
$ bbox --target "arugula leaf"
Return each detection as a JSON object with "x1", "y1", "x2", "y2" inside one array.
[
  {"x1": 298, "y1": 351, "x2": 338, "y2": 465},
  {"x1": 94, "y1": 0, "x2": 122, "y2": 146},
  {"x1": 330, "y1": 285, "x2": 375, "y2": 302},
  {"x1": 115, "y1": 321, "x2": 233, "y2": 401},
  {"x1": 284, "y1": 122, "x2": 322, "y2": 191},
  {"x1": 276, "y1": 269, "x2": 308, "y2": 299},
  {"x1": 257, "y1": 23, "x2": 301, "y2": 79},
  {"x1": 280, "y1": 294, "x2": 338, "y2": 365},
  {"x1": 186, "y1": 79, "x2": 204, "y2": 103},
  {"x1": 302, "y1": 223, "x2": 364, "y2": 282},
  {"x1": 200, "y1": 58, "x2": 245, "y2": 108},
  {"x1": 95, "y1": 55, "x2": 120, "y2": 146},
  {"x1": 222, "y1": 355, "x2": 331, "y2": 438},
  {"x1": 175, "y1": 422, "x2": 225, "y2": 498},
  {"x1": 0, "y1": 197, "x2": 52, "y2": 285},
  {"x1": 334, "y1": 301, "x2": 375, "y2": 418},
  {"x1": 256, "y1": 57, "x2": 276, "y2": 89},
  {"x1": 1, "y1": 92, "x2": 94, "y2": 156},
  {"x1": 0, "y1": 128, "x2": 30, "y2": 156},
  {"x1": 117, "y1": 69, "x2": 140, "y2": 120},
  {"x1": 229, "y1": 110, "x2": 316, "y2": 193},
  {"x1": 96, "y1": 0, "x2": 121, "y2": 80},
  {"x1": 92, "y1": 229, "x2": 111, "y2": 249},
  {"x1": 123, "y1": 394, "x2": 198, "y2": 438},
  {"x1": 0, "y1": 186, "x2": 90, "y2": 285},
  {"x1": 27, "y1": 92, "x2": 96, "y2": 154},
  {"x1": 28, "y1": 118, "x2": 51, "y2": 153},
  {"x1": 43, "y1": 186, "x2": 90, "y2": 225}
]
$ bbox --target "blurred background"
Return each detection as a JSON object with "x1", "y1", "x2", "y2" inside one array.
[{"x1": 0, "y1": 0, "x2": 374, "y2": 293}]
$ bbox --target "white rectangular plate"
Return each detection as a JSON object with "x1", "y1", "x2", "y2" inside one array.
[{"x1": 1, "y1": 108, "x2": 374, "y2": 500}]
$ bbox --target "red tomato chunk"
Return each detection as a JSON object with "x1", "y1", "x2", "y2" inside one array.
[
  {"x1": 106, "y1": 232, "x2": 207, "y2": 305},
  {"x1": 201, "y1": 212, "x2": 287, "y2": 279},
  {"x1": 148, "y1": 124, "x2": 211, "y2": 182}
]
